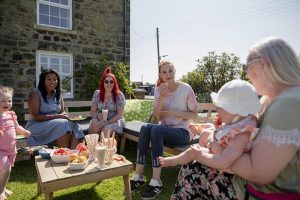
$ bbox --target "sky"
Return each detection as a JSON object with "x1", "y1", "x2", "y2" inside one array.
[{"x1": 129, "y1": 0, "x2": 300, "y2": 84}]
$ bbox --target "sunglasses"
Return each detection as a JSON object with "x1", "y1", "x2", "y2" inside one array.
[
  {"x1": 242, "y1": 59, "x2": 262, "y2": 73},
  {"x1": 104, "y1": 80, "x2": 114, "y2": 84}
]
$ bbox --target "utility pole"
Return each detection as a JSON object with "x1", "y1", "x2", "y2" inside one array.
[{"x1": 156, "y1": 27, "x2": 160, "y2": 70}]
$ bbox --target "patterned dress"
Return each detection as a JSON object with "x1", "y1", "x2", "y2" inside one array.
[
  {"x1": 171, "y1": 87, "x2": 300, "y2": 200},
  {"x1": 91, "y1": 90, "x2": 125, "y2": 134}
]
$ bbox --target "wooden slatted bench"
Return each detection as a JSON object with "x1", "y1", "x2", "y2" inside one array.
[
  {"x1": 19, "y1": 100, "x2": 217, "y2": 156},
  {"x1": 119, "y1": 103, "x2": 217, "y2": 155}
]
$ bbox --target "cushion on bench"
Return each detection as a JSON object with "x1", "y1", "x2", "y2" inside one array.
[{"x1": 123, "y1": 100, "x2": 154, "y2": 122}]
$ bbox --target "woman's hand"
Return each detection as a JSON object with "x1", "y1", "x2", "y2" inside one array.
[
  {"x1": 161, "y1": 109, "x2": 176, "y2": 118},
  {"x1": 58, "y1": 112, "x2": 69, "y2": 119},
  {"x1": 97, "y1": 112, "x2": 103, "y2": 121},
  {"x1": 158, "y1": 83, "x2": 169, "y2": 97}
]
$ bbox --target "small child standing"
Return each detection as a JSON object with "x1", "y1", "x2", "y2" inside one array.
[
  {"x1": 0, "y1": 86, "x2": 30, "y2": 200},
  {"x1": 159, "y1": 79, "x2": 261, "y2": 171}
]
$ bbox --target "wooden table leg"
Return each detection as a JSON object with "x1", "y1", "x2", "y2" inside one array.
[
  {"x1": 45, "y1": 192, "x2": 53, "y2": 200},
  {"x1": 123, "y1": 174, "x2": 132, "y2": 200},
  {"x1": 37, "y1": 176, "x2": 42, "y2": 195}
]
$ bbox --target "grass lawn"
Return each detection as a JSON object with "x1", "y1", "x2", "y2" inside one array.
[{"x1": 8, "y1": 142, "x2": 181, "y2": 200}]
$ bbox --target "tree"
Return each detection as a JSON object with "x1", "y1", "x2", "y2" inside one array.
[
  {"x1": 75, "y1": 55, "x2": 134, "y2": 99},
  {"x1": 180, "y1": 51, "x2": 242, "y2": 102}
]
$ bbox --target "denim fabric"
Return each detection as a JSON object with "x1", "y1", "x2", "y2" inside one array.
[{"x1": 136, "y1": 123, "x2": 190, "y2": 167}]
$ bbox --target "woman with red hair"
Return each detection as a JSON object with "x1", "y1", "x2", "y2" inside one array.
[{"x1": 89, "y1": 67, "x2": 125, "y2": 137}]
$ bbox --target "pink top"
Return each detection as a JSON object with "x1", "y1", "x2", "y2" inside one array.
[
  {"x1": 215, "y1": 115, "x2": 258, "y2": 152},
  {"x1": 0, "y1": 111, "x2": 25, "y2": 155},
  {"x1": 154, "y1": 82, "x2": 198, "y2": 140}
]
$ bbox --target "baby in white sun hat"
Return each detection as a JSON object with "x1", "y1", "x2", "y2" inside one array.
[{"x1": 159, "y1": 79, "x2": 262, "y2": 171}]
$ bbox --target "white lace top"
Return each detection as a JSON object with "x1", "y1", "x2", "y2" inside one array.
[{"x1": 233, "y1": 86, "x2": 300, "y2": 197}]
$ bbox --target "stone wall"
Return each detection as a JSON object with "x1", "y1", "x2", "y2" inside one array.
[{"x1": 0, "y1": 0, "x2": 130, "y2": 119}]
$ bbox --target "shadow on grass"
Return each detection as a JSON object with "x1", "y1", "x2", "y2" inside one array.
[
  {"x1": 50, "y1": 185, "x2": 103, "y2": 200},
  {"x1": 10, "y1": 159, "x2": 36, "y2": 183}
]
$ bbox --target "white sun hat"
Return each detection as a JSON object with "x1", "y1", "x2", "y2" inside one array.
[{"x1": 210, "y1": 79, "x2": 261, "y2": 116}]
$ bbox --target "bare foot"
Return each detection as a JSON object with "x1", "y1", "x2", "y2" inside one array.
[{"x1": 158, "y1": 156, "x2": 177, "y2": 167}]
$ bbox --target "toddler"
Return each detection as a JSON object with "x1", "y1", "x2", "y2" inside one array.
[
  {"x1": 0, "y1": 86, "x2": 30, "y2": 200},
  {"x1": 159, "y1": 79, "x2": 261, "y2": 171}
]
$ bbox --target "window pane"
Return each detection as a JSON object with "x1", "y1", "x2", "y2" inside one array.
[
  {"x1": 39, "y1": 14, "x2": 49, "y2": 25},
  {"x1": 60, "y1": 8, "x2": 69, "y2": 18},
  {"x1": 61, "y1": 0, "x2": 69, "y2": 6},
  {"x1": 50, "y1": 6, "x2": 59, "y2": 17},
  {"x1": 41, "y1": 57, "x2": 48, "y2": 63},
  {"x1": 41, "y1": 65, "x2": 48, "y2": 71},
  {"x1": 66, "y1": 19, "x2": 70, "y2": 29},
  {"x1": 60, "y1": 18, "x2": 67, "y2": 28},
  {"x1": 51, "y1": 65, "x2": 59, "y2": 72},
  {"x1": 50, "y1": 16, "x2": 59, "y2": 26},
  {"x1": 39, "y1": 4, "x2": 49, "y2": 15},
  {"x1": 62, "y1": 58, "x2": 69, "y2": 65},
  {"x1": 62, "y1": 65, "x2": 70, "y2": 73},
  {"x1": 50, "y1": 0, "x2": 60, "y2": 4},
  {"x1": 50, "y1": 57, "x2": 59, "y2": 64}
]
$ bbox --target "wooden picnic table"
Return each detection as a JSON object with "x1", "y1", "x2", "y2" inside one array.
[{"x1": 35, "y1": 155, "x2": 133, "y2": 200}]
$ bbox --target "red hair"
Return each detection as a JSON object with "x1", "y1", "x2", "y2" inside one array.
[{"x1": 98, "y1": 66, "x2": 121, "y2": 103}]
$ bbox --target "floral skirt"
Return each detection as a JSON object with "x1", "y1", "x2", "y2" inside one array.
[{"x1": 171, "y1": 161, "x2": 238, "y2": 200}]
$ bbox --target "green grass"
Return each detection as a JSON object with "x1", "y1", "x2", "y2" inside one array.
[{"x1": 8, "y1": 142, "x2": 181, "y2": 200}]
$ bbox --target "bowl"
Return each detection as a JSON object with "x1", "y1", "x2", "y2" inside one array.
[
  {"x1": 68, "y1": 160, "x2": 88, "y2": 170},
  {"x1": 38, "y1": 149, "x2": 52, "y2": 159},
  {"x1": 50, "y1": 150, "x2": 79, "y2": 164}
]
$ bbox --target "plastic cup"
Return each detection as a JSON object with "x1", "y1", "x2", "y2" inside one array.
[
  {"x1": 102, "y1": 109, "x2": 108, "y2": 122},
  {"x1": 105, "y1": 147, "x2": 115, "y2": 164},
  {"x1": 95, "y1": 146, "x2": 106, "y2": 169}
]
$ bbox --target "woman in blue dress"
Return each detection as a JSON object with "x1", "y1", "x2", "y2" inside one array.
[{"x1": 26, "y1": 69, "x2": 84, "y2": 149}]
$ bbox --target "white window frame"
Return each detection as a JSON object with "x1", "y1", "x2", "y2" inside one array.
[
  {"x1": 37, "y1": 0, "x2": 72, "y2": 30},
  {"x1": 36, "y1": 51, "x2": 74, "y2": 99}
]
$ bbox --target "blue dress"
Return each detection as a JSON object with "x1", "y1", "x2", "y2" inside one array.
[{"x1": 26, "y1": 89, "x2": 84, "y2": 146}]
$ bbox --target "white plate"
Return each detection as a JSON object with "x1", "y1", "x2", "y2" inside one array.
[
  {"x1": 50, "y1": 150, "x2": 79, "y2": 164},
  {"x1": 68, "y1": 161, "x2": 88, "y2": 170}
]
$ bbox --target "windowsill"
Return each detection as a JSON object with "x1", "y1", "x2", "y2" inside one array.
[{"x1": 34, "y1": 24, "x2": 78, "y2": 35}]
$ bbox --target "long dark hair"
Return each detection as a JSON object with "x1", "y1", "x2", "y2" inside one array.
[
  {"x1": 98, "y1": 67, "x2": 120, "y2": 103},
  {"x1": 38, "y1": 68, "x2": 61, "y2": 103}
]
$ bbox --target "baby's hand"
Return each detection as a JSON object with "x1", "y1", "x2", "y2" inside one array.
[
  {"x1": 158, "y1": 156, "x2": 165, "y2": 167},
  {"x1": 188, "y1": 124, "x2": 203, "y2": 135},
  {"x1": 24, "y1": 130, "x2": 31, "y2": 138},
  {"x1": 0, "y1": 129, "x2": 3, "y2": 137},
  {"x1": 213, "y1": 116, "x2": 222, "y2": 130}
]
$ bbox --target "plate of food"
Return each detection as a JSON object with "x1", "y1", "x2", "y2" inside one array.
[{"x1": 68, "y1": 115, "x2": 88, "y2": 122}]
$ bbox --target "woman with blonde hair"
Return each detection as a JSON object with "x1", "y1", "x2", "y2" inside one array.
[
  {"x1": 130, "y1": 61, "x2": 198, "y2": 199},
  {"x1": 171, "y1": 37, "x2": 300, "y2": 199}
]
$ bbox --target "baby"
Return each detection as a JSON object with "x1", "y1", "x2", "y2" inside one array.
[
  {"x1": 159, "y1": 79, "x2": 261, "y2": 171},
  {"x1": 0, "y1": 86, "x2": 30, "y2": 200}
]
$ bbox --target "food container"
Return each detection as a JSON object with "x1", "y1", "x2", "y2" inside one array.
[
  {"x1": 38, "y1": 148, "x2": 52, "y2": 159},
  {"x1": 50, "y1": 150, "x2": 79, "y2": 164},
  {"x1": 68, "y1": 160, "x2": 88, "y2": 170}
]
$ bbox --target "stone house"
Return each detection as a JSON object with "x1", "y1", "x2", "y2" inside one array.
[{"x1": 0, "y1": 0, "x2": 130, "y2": 119}]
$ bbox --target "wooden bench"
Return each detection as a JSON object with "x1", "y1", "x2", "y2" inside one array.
[
  {"x1": 119, "y1": 102, "x2": 217, "y2": 155},
  {"x1": 20, "y1": 100, "x2": 217, "y2": 156}
]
